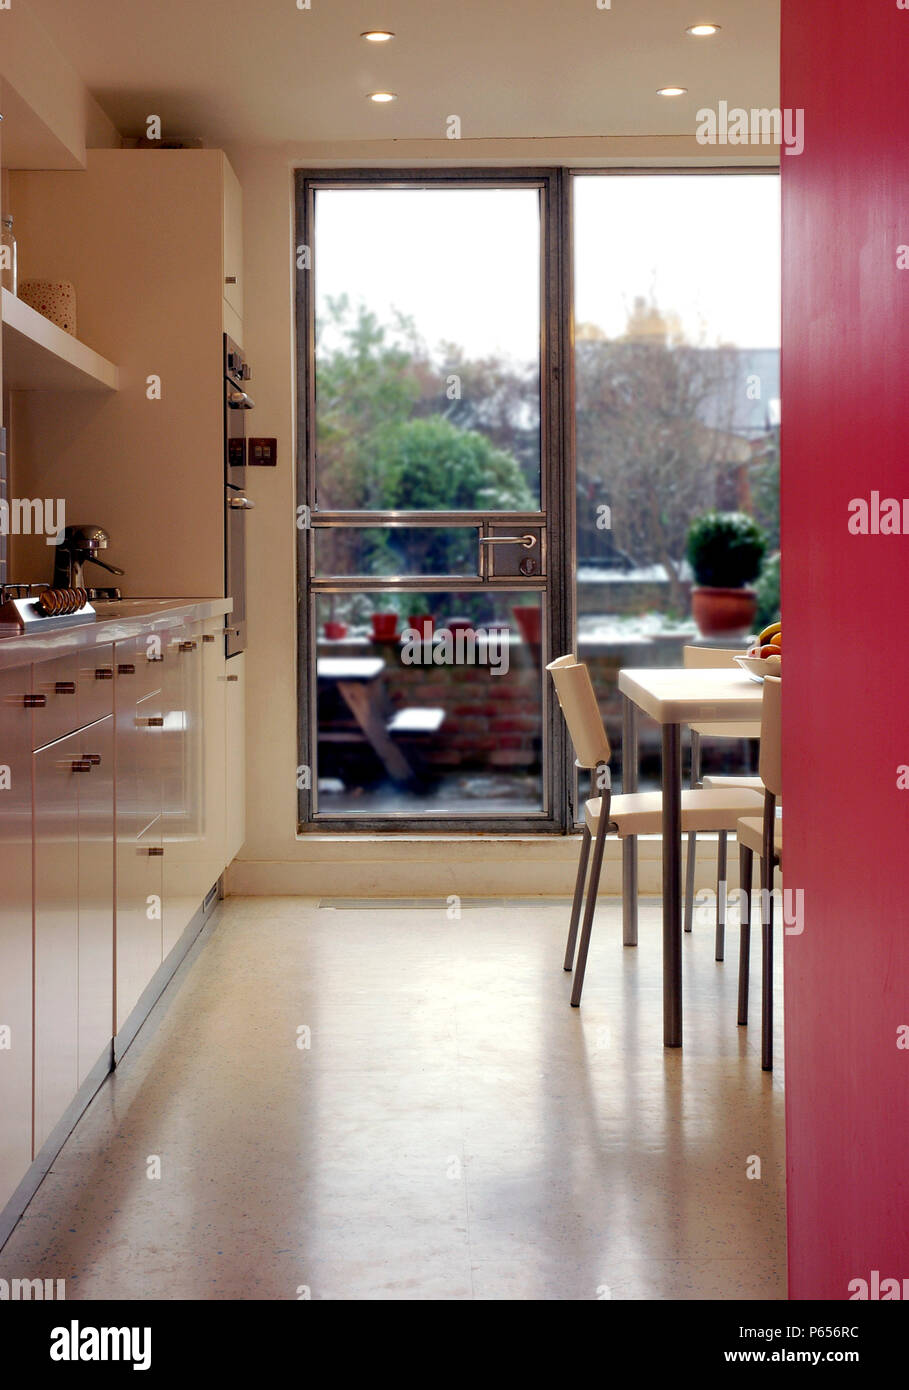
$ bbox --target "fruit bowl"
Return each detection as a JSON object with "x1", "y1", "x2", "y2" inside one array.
[{"x1": 734, "y1": 653, "x2": 782, "y2": 684}]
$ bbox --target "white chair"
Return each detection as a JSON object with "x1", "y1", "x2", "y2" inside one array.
[
  {"x1": 736, "y1": 674, "x2": 782, "y2": 1070},
  {"x1": 682, "y1": 645, "x2": 762, "y2": 961},
  {"x1": 547, "y1": 656, "x2": 764, "y2": 1006}
]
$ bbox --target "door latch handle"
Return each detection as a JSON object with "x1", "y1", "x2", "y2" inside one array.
[{"x1": 478, "y1": 534, "x2": 536, "y2": 548}]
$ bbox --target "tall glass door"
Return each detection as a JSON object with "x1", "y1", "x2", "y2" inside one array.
[{"x1": 295, "y1": 172, "x2": 570, "y2": 829}]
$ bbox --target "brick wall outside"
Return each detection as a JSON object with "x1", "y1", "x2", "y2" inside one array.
[{"x1": 315, "y1": 628, "x2": 733, "y2": 787}]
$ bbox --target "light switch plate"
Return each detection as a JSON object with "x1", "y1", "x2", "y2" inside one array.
[{"x1": 248, "y1": 437, "x2": 277, "y2": 466}]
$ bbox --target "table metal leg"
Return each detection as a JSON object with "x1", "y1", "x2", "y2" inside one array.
[
  {"x1": 662, "y1": 722, "x2": 683, "y2": 1047},
  {"x1": 684, "y1": 730, "x2": 702, "y2": 933},
  {"x1": 621, "y1": 694, "x2": 639, "y2": 947}
]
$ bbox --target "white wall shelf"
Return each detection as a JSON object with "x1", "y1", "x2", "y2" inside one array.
[{"x1": 1, "y1": 288, "x2": 120, "y2": 392}]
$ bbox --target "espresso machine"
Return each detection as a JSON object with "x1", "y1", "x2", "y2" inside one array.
[{"x1": 52, "y1": 525, "x2": 125, "y2": 598}]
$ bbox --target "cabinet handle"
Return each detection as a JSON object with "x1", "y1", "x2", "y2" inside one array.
[
  {"x1": 71, "y1": 759, "x2": 92, "y2": 772},
  {"x1": 202, "y1": 633, "x2": 216, "y2": 643},
  {"x1": 225, "y1": 275, "x2": 238, "y2": 284},
  {"x1": 95, "y1": 667, "x2": 114, "y2": 680},
  {"x1": 23, "y1": 694, "x2": 47, "y2": 707},
  {"x1": 54, "y1": 681, "x2": 76, "y2": 695},
  {"x1": 219, "y1": 674, "x2": 239, "y2": 682},
  {"x1": 136, "y1": 716, "x2": 165, "y2": 727},
  {"x1": 179, "y1": 641, "x2": 197, "y2": 652},
  {"x1": 145, "y1": 846, "x2": 164, "y2": 857},
  {"x1": 117, "y1": 663, "x2": 136, "y2": 675},
  {"x1": 82, "y1": 753, "x2": 102, "y2": 766}
]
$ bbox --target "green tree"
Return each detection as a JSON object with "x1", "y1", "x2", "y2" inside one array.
[
  {"x1": 315, "y1": 295, "x2": 423, "y2": 511},
  {"x1": 367, "y1": 416, "x2": 534, "y2": 573},
  {"x1": 314, "y1": 298, "x2": 534, "y2": 580}
]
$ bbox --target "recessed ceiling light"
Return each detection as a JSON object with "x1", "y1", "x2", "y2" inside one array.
[
  {"x1": 686, "y1": 23, "x2": 720, "y2": 37},
  {"x1": 367, "y1": 91, "x2": 397, "y2": 103},
  {"x1": 361, "y1": 30, "x2": 395, "y2": 42},
  {"x1": 657, "y1": 87, "x2": 688, "y2": 97}
]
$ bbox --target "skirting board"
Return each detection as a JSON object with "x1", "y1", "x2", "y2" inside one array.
[
  {"x1": 226, "y1": 834, "x2": 747, "y2": 898},
  {"x1": 0, "y1": 881, "x2": 222, "y2": 1253}
]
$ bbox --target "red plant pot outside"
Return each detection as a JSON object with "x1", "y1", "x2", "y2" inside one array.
[
  {"x1": 371, "y1": 612, "x2": 399, "y2": 641},
  {"x1": 691, "y1": 586, "x2": 757, "y2": 638}
]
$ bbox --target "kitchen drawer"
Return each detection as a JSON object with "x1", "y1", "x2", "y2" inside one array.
[
  {"x1": 32, "y1": 643, "x2": 115, "y2": 748},
  {"x1": 76, "y1": 644, "x2": 115, "y2": 729},
  {"x1": 115, "y1": 632, "x2": 164, "y2": 703},
  {"x1": 32, "y1": 652, "x2": 84, "y2": 747},
  {"x1": 135, "y1": 691, "x2": 165, "y2": 835}
]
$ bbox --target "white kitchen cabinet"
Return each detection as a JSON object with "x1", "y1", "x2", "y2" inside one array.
[
  {"x1": 116, "y1": 812, "x2": 164, "y2": 1033},
  {"x1": 224, "y1": 652, "x2": 246, "y2": 864},
  {"x1": 0, "y1": 668, "x2": 36, "y2": 1209},
  {"x1": 2, "y1": 602, "x2": 234, "y2": 1216},
  {"x1": 33, "y1": 730, "x2": 82, "y2": 1152},
  {"x1": 114, "y1": 635, "x2": 165, "y2": 1032},
  {"x1": 33, "y1": 715, "x2": 114, "y2": 1152},
  {"x1": 161, "y1": 620, "x2": 206, "y2": 953},
  {"x1": 200, "y1": 618, "x2": 228, "y2": 893},
  {"x1": 9, "y1": 151, "x2": 241, "y2": 593},
  {"x1": 222, "y1": 157, "x2": 244, "y2": 341},
  {"x1": 75, "y1": 716, "x2": 114, "y2": 1083}
]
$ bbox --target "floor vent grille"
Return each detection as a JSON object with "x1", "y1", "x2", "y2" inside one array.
[{"x1": 318, "y1": 897, "x2": 573, "y2": 910}]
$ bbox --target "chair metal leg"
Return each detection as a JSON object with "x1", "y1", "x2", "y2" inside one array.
[
  {"x1": 683, "y1": 730, "x2": 702, "y2": 934},
  {"x1": 684, "y1": 833, "x2": 697, "y2": 933},
  {"x1": 570, "y1": 810, "x2": 609, "y2": 1007},
  {"x1": 621, "y1": 695, "x2": 639, "y2": 947},
  {"x1": 715, "y1": 831, "x2": 728, "y2": 961},
  {"x1": 564, "y1": 825, "x2": 592, "y2": 971},
  {"x1": 761, "y1": 850, "x2": 775, "y2": 1070},
  {"x1": 737, "y1": 843, "x2": 753, "y2": 1025}
]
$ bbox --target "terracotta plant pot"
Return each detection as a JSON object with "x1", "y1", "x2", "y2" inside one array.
[
  {"x1": 324, "y1": 621, "x2": 347, "y2": 640},
  {"x1": 371, "y1": 612, "x2": 399, "y2": 641},
  {"x1": 512, "y1": 605, "x2": 541, "y2": 646},
  {"x1": 691, "y1": 586, "x2": 757, "y2": 638},
  {"x1": 407, "y1": 614, "x2": 434, "y2": 639}
]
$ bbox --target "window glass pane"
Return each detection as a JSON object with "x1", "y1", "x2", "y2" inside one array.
[
  {"x1": 574, "y1": 174, "x2": 780, "y2": 790},
  {"x1": 313, "y1": 527, "x2": 480, "y2": 578},
  {"x1": 313, "y1": 187, "x2": 542, "y2": 512},
  {"x1": 314, "y1": 590, "x2": 544, "y2": 817}
]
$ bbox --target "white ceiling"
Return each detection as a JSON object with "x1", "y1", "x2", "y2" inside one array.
[{"x1": 32, "y1": 0, "x2": 780, "y2": 147}]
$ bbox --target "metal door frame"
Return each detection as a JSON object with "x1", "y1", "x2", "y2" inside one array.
[{"x1": 294, "y1": 168, "x2": 573, "y2": 833}]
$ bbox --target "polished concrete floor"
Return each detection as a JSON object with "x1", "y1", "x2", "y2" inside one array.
[{"x1": 0, "y1": 896, "x2": 786, "y2": 1300}]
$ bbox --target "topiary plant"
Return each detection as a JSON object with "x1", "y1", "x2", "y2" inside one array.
[{"x1": 685, "y1": 511, "x2": 768, "y2": 589}]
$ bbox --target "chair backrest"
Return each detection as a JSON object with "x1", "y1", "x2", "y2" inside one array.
[
  {"x1": 683, "y1": 644, "x2": 747, "y2": 669},
  {"x1": 546, "y1": 655, "x2": 611, "y2": 769},
  {"x1": 759, "y1": 675, "x2": 782, "y2": 797}
]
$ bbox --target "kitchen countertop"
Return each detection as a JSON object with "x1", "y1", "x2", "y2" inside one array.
[{"x1": 0, "y1": 597, "x2": 233, "y2": 672}]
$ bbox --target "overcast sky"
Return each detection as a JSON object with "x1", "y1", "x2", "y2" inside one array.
[{"x1": 314, "y1": 174, "x2": 780, "y2": 364}]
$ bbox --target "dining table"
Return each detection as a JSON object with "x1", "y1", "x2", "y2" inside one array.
[{"x1": 618, "y1": 666, "x2": 764, "y2": 1048}]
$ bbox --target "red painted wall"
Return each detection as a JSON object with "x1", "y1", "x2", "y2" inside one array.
[{"x1": 781, "y1": 0, "x2": 909, "y2": 1300}]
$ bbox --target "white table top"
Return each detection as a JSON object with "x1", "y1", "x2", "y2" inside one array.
[
  {"x1": 618, "y1": 666, "x2": 764, "y2": 725},
  {"x1": 317, "y1": 657, "x2": 385, "y2": 682}
]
